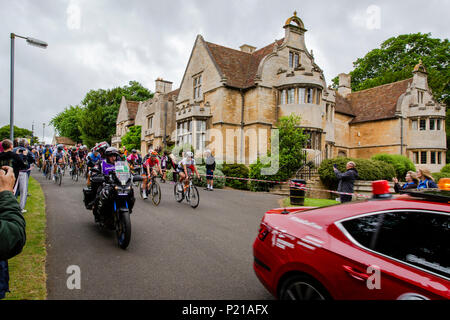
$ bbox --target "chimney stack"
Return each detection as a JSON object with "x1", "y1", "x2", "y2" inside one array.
[
  {"x1": 239, "y1": 44, "x2": 256, "y2": 54},
  {"x1": 338, "y1": 73, "x2": 352, "y2": 97},
  {"x1": 155, "y1": 78, "x2": 173, "y2": 94}
]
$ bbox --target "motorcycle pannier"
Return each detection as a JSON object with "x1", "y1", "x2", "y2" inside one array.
[{"x1": 83, "y1": 187, "x2": 95, "y2": 210}]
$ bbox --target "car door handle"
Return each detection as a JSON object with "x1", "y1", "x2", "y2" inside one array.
[{"x1": 343, "y1": 265, "x2": 370, "y2": 281}]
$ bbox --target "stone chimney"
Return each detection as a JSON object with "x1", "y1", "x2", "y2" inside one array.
[
  {"x1": 239, "y1": 44, "x2": 256, "y2": 54},
  {"x1": 338, "y1": 73, "x2": 352, "y2": 97},
  {"x1": 155, "y1": 78, "x2": 173, "y2": 94}
]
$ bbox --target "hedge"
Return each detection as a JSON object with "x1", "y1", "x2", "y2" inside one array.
[
  {"x1": 440, "y1": 164, "x2": 450, "y2": 173},
  {"x1": 318, "y1": 157, "x2": 396, "y2": 190},
  {"x1": 166, "y1": 166, "x2": 226, "y2": 189},
  {"x1": 221, "y1": 163, "x2": 250, "y2": 190},
  {"x1": 371, "y1": 154, "x2": 416, "y2": 179}
]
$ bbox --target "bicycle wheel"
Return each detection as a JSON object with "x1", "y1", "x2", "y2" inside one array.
[
  {"x1": 187, "y1": 185, "x2": 200, "y2": 208},
  {"x1": 174, "y1": 183, "x2": 184, "y2": 202},
  {"x1": 151, "y1": 181, "x2": 161, "y2": 206},
  {"x1": 58, "y1": 170, "x2": 62, "y2": 186},
  {"x1": 74, "y1": 167, "x2": 78, "y2": 182}
]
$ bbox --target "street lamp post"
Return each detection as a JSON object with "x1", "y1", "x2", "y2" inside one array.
[{"x1": 10, "y1": 33, "x2": 48, "y2": 141}]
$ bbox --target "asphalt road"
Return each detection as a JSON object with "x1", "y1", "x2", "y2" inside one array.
[{"x1": 35, "y1": 169, "x2": 282, "y2": 299}]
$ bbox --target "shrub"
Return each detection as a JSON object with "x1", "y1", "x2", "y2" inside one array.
[
  {"x1": 166, "y1": 166, "x2": 226, "y2": 189},
  {"x1": 432, "y1": 171, "x2": 450, "y2": 182},
  {"x1": 195, "y1": 166, "x2": 226, "y2": 189},
  {"x1": 249, "y1": 157, "x2": 270, "y2": 192},
  {"x1": 221, "y1": 163, "x2": 250, "y2": 190},
  {"x1": 440, "y1": 164, "x2": 450, "y2": 173},
  {"x1": 371, "y1": 154, "x2": 416, "y2": 179},
  {"x1": 319, "y1": 157, "x2": 396, "y2": 190}
]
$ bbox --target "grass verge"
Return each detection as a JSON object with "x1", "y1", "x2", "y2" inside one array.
[
  {"x1": 280, "y1": 197, "x2": 339, "y2": 208},
  {"x1": 5, "y1": 176, "x2": 46, "y2": 300}
]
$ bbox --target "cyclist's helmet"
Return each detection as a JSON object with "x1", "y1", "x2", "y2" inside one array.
[
  {"x1": 150, "y1": 150, "x2": 158, "y2": 158},
  {"x1": 57, "y1": 144, "x2": 64, "y2": 151},
  {"x1": 132, "y1": 149, "x2": 137, "y2": 154},
  {"x1": 186, "y1": 151, "x2": 194, "y2": 158},
  {"x1": 71, "y1": 147, "x2": 77, "y2": 151},
  {"x1": 105, "y1": 147, "x2": 119, "y2": 158}
]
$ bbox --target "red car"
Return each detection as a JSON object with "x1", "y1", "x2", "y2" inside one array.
[{"x1": 253, "y1": 181, "x2": 450, "y2": 300}]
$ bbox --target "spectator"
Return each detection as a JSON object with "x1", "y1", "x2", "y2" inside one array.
[
  {"x1": 417, "y1": 168, "x2": 438, "y2": 189},
  {"x1": 160, "y1": 150, "x2": 169, "y2": 183},
  {"x1": 0, "y1": 166, "x2": 27, "y2": 299},
  {"x1": 204, "y1": 150, "x2": 216, "y2": 191},
  {"x1": 333, "y1": 161, "x2": 358, "y2": 203},
  {"x1": 393, "y1": 171, "x2": 419, "y2": 193},
  {"x1": 0, "y1": 140, "x2": 26, "y2": 180},
  {"x1": 168, "y1": 153, "x2": 178, "y2": 183},
  {"x1": 13, "y1": 139, "x2": 33, "y2": 213}
]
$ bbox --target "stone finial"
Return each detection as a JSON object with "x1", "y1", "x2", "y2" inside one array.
[{"x1": 413, "y1": 59, "x2": 427, "y2": 73}]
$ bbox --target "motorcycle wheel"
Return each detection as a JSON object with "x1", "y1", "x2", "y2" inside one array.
[{"x1": 116, "y1": 210, "x2": 131, "y2": 250}]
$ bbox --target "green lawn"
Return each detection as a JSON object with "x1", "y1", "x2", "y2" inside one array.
[
  {"x1": 281, "y1": 197, "x2": 339, "y2": 208},
  {"x1": 5, "y1": 176, "x2": 47, "y2": 300}
]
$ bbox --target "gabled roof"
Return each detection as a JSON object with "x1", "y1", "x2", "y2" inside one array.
[
  {"x1": 205, "y1": 39, "x2": 284, "y2": 89},
  {"x1": 335, "y1": 78, "x2": 413, "y2": 123},
  {"x1": 167, "y1": 88, "x2": 180, "y2": 101},
  {"x1": 126, "y1": 100, "x2": 140, "y2": 120},
  {"x1": 54, "y1": 136, "x2": 76, "y2": 145}
]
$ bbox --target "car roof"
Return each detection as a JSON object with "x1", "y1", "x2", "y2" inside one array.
[{"x1": 286, "y1": 196, "x2": 450, "y2": 227}]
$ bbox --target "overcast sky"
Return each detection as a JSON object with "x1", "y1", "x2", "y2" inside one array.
[{"x1": 1, "y1": 0, "x2": 449, "y2": 143}]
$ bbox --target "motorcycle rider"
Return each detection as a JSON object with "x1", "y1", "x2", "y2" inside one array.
[{"x1": 93, "y1": 147, "x2": 120, "y2": 223}]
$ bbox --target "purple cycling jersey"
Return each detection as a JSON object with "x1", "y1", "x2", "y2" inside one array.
[{"x1": 101, "y1": 160, "x2": 115, "y2": 175}]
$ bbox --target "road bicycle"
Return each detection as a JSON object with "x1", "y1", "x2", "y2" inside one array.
[
  {"x1": 139, "y1": 173, "x2": 161, "y2": 206},
  {"x1": 174, "y1": 173, "x2": 200, "y2": 209},
  {"x1": 70, "y1": 161, "x2": 79, "y2": 182},
  {"x1": 54, "y1": 162, "x2": 64, "y2": 186},
  {"x1": 44, "y1": 160, "x2": 52, "y2": 180}
]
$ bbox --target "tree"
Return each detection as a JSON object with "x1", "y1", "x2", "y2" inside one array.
[
  {"x1": 121, "y1": 126, "x2": 142, "y2": 151},
  {"x1": 78, "y1": 81, "x2": 153, "y2": 147},
  {"x1": 0, "y1": 125, "x2": 34, "y2": 141},
  {"x1": 249, "y1": 114, "x2": 307, "y2": 191},
  {"x1": 49, "y1": 105, "x2": 83, "y2": 143},
  {"x1": 331, "y1": 33, "x2": 450, "y2": 161}
]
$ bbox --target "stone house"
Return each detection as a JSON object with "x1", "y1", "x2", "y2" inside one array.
[
  {"x1": 112, "y1": 96, "x2": 140, "y2": 149},
  {"x1": 136, "y1": 78, "x2": 179, "y2": 155},
  {"x1": 52, "y1": 136, "x2": 76, "y2": 147},
  {"x1": 120, "y1": 12, "x2": 446, "y2": 171},
  {"x1": 335, "y1": 61, "x2": 447, "y2": 173},
  {"x1": 172, "y1": 11, "x2": 446, "y2": 170}
]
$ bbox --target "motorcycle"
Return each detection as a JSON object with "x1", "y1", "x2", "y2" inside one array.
[{"x1": 83, "y1": 161, "x2": 143, "y2": 249}]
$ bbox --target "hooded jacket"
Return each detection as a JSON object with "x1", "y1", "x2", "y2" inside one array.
[{"x1": 0, "y1": 191, "x2": 26, "y2": 299}]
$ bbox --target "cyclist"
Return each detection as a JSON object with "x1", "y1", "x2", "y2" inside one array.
[
  {"x1": 42, "y1": 144, "x2": 53, "y2": 177},
  {"x1": 142, "y1": 150, "x2": 163, "y2": 199},
  {"x1": 69, "y1": 146, "x2": 80, "y2": 175},
  {"x1": 52, "y1": 144, "x2": 66, "y2": 180},
  {"x1": 127, "y1": 149, "x2": 141, "y2": 175},
  {"x1": 176, "y1": 151, "x2": 200, "y2": 192}
]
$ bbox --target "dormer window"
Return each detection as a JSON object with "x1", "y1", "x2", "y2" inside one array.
[
  {"x1": 289, "y1": 51, "x2": 300, "y2": 68},
  {"x1": 193, "y1": 74, "x2": 202, "y2": 100},
  {"x1": 418, "y1": 90, "x2": 424, "y2": 104}
]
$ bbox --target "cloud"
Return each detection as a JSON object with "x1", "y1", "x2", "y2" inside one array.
[
  {"x1": 0, "y1": 0, "x2": 448, "y2": 144},
  {"x1": 66, "y1": 0, "x2": 81, "y2": 30}
]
